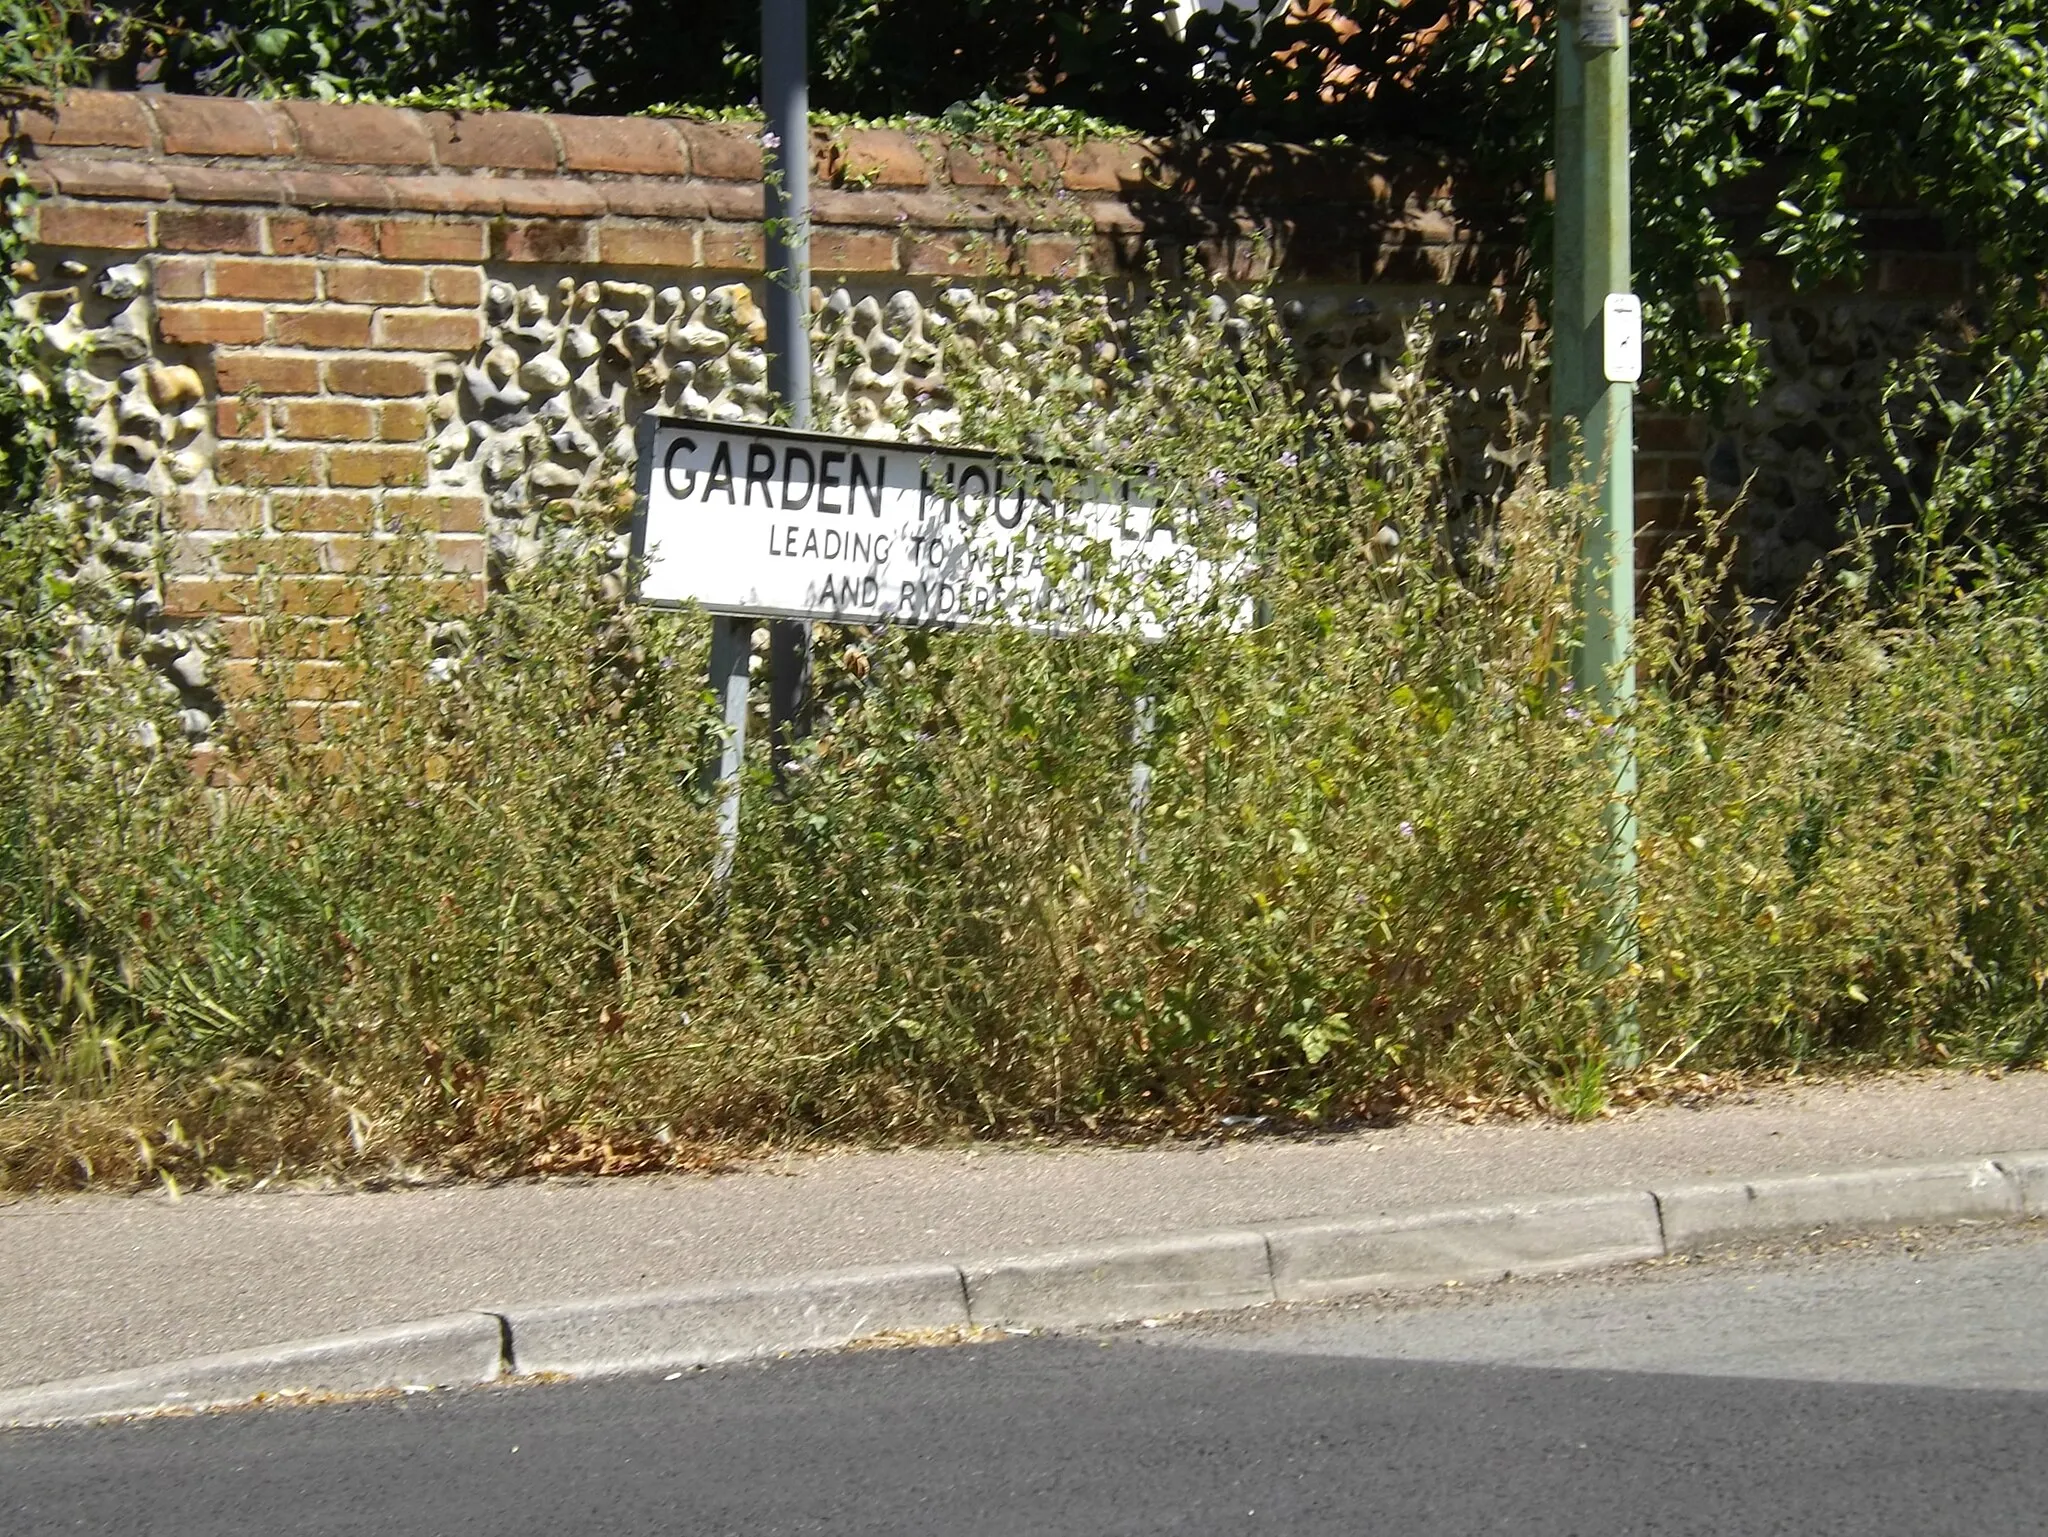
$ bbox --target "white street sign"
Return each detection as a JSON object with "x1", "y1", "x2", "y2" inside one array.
[{"x1": 631, "y1": 416, "x2": 1226, "y2": 631}]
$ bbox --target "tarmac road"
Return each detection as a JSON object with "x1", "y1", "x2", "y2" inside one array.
[{"x1": 4, "y1": 1223, "x2": 2044, "y2": 1535}]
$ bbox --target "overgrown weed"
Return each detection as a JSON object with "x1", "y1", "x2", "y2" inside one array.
[{"x1": 2, "y1": 288, "x2": 2044, "y2": 1191}]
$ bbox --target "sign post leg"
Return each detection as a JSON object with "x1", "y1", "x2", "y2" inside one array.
[
  {"x1": 704, "y1": 614, "x2": 752, "y2": 881},
  {"x1": 1129, "y1": 693, "x2": 1155, "y2": 917},
  {"x1": 769, "y1": 620, "x2": 811, "y2": 782}
]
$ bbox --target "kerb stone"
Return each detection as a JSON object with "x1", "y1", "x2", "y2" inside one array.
[
  {"x1": 1993, "y1": 1151, "x2": 2048, "y2": 1216},
  {"x1": 1656, "y1": 1158, "x2": 2022, "y2": 1252},
  {"x1": 964, "y1": 1231, "x2": 1273, "y2": 1329},
  {"x1": 503, "y1": 1264, "x2": 970, "y2": 1377},
  {"x1": 0, "y1": 1313, "x2": 504, "y2": 1427},
  {"x1": 1266, "y1": 1191, "x2": 1664, "y2": 1301}
]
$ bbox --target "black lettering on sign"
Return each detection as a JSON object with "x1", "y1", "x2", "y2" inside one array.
[
  {"x1": 663, "y1": 435, "x2": 698, "y2": 499},
  {"x1": 1117, "y1": 477, "x2": 1142, "y2": 540},
  {"x1": 958, "y1": 464, "x2": 990, "y2": 525},
  {"x1": 992, "y1": 466, "x2": 1025, "y2": 530},
  {"x1": 744, "y1": 441, "x2": 776, "y2": 508},
  {"x1": 814, "y1": 572, "x2": 881, "y2": 612},
  {"x1": 1033, "y1": 471, "x2": 1057, "y2": 524},
  {"x1": 704, "y1": 440, "x2": 736, "y2": 503},
  {"x1": 918, "y1": 463, "x2": 955, "y2": 523},
  {"x1": 817, "y1": 450, "x2": 845, "y2": 515},
  {"x1": 781, "y1": 446, "x2": 816, "y2": 512},
  {"x1": 852, "y1": 454, "x2": 886, "y2": 517}
]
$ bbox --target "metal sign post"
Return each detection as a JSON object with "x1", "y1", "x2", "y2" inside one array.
[
  {"x1": 1550, "y1": 0, "x2": 1641, "y2": 1063},
  {"x1": 763, "y1": 0, "x2": 814, "y2": 775},
  {"x1": 696, "y1": 0, "x2": 814, "y2": 884}
]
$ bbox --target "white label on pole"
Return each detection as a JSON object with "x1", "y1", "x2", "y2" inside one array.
[
  {"x1": 1602, "y1": 292, "x2": 1643, "y2": 384},
  {"x1": 1579, "y1": 0, "x2": 1625, "y2": 47},
  {"x1": 632, "y1": 416, "x2": 1234, "y2": 633}
]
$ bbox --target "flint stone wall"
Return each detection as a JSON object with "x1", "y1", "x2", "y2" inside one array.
[{"x1": 7, "y1": 90, "x2": 1977, "y2": 740}]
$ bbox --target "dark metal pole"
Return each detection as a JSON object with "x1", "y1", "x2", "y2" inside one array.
[{"x1": 764, "y1": 0, "x2": 813, "y2": 772}]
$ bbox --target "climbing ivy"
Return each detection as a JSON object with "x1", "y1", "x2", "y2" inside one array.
[
  {"x1": 1408, "y1": 3, "x2": 2048, "y2": 404},
  {"x1": 1, "y1": 0, "x2": 88, "y2": 651}
]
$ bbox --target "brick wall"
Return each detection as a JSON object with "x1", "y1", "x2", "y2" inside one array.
[
  {"x1": 13, "y1": 92, "x2": 1515, "y2": 671},
  {"x1": 9, "y1": 89, "x2": 1981, "y2": 699}
]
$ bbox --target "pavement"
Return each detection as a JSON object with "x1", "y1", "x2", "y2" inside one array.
[{"x1": 1, "y1": 1069, "x2": 2045, "y2": 1418}]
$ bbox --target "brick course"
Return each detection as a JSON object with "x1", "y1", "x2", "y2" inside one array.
[
  {"x1": 556, "y1": 115, "x2": 688, "y2": 176},
  {"x1": 282, "y1": 101, "x2": 434, "y2": 166},
  {"x1": 326, "y1": 262, "x2": 431, "y2": 305},
  {"x1": 379, "y1": 220, "x2": 489, "y2": 262},
  {"x1": 273, "y1": 308, "x2": 376, "y2": 348},
  {"x1": 151, "y1": 96, "x2": 296, "y2": 158},
  {"x1": 212, "y1": 258, "x2": 320, "y2": 301},
  {"x1": 35, "y1": 203, "x2": 151, "y2": 250},
  {"x1": 429, "y1": 110, "x2": 558, "y2": 172},
  {"x1": 158, "y1": 304, "x2": 268, "y2": 346},
  {"x1": 18, "y1": 90, "x2": 155, "y2": 149},
  {"x1": 272, "y1": 490, "x2": 379, "y2": 533},
  {"x1": 373, "y1": 309, "x2": 484, "y2": 351},
  {"x1": 217, "y1": 352, "x2": 323, "y2": 396},
  {"x1": 158, "y1": 209, "x2": 263, "y2": 253},
  {"x1": 277, "y1": 400, "x2": 375, "y2": 441},
  {"x1": 325, "y1": 356, "x2": 430, "y2": 397}
]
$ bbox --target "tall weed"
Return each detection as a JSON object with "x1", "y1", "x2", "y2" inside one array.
[{"x1": 1, "y1": 289, "x2": 2043, "y2": 1188}]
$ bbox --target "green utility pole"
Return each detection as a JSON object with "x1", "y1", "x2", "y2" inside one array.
[{"x1": 1550, "y1": 0, "x2": 1641, "y2": 1064}]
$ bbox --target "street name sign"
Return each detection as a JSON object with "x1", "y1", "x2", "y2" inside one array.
[{"x1": 631, "y1": 415, "x2": 1223, "y2": 632}]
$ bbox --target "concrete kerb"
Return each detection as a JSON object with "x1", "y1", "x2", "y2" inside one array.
[
  {"x1": 0, "y1": 1312, "x2": 504, "y2": 1428},
  {"x1": 1655, "y1": 1156, "x2": 2023, "y2": 1253},
  {"x1": 964, "y1": 1229, "x2": 1274, "y2": 1329},
  {"x1": 1997, "y1": 1150, "x2": 2048, "y2": 1215},
  {"x1": 1267, "y1": 1190, "x2": 1664, "y2": 1301},
  {"x1": 5, "y1": 1148, "x2": 2045, "y2": 1428},
  {"x1": 502, "y1": 1263, "x2": 971, "y2": 1377}
]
